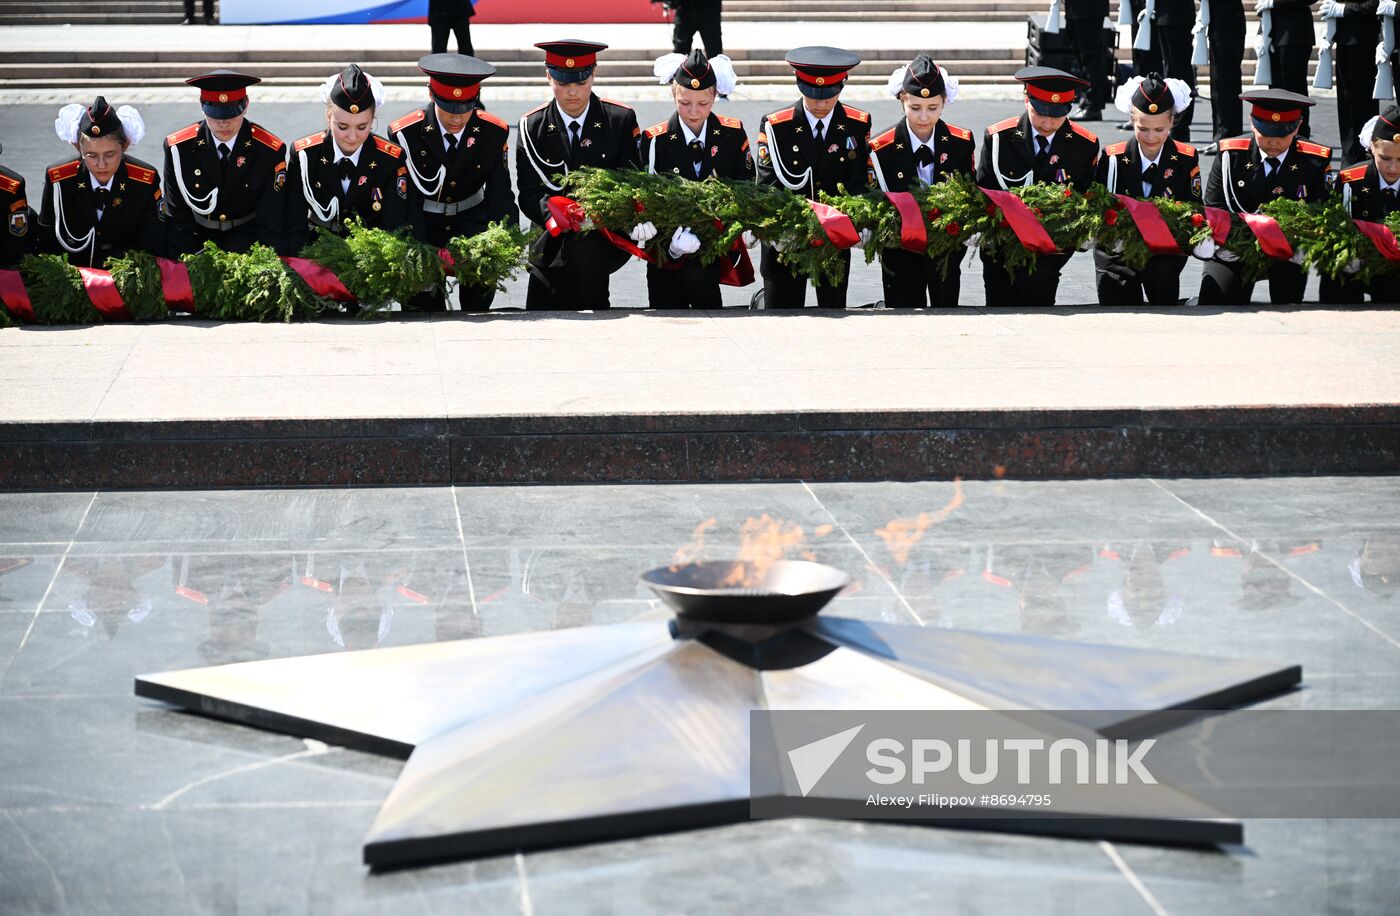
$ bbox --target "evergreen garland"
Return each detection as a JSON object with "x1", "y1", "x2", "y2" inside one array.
[
  {"x1": 1093, "y1": 194, "x2": 1214, "y2": 272},
  {"x1": 445, "y1": 221, "x2": 538, "y2": 293},
  {"x1": 18, "y1": 254, "x2": 98, "y2": 324},
  {"x1": 976, "y1": 182, "x2": 1100, "y2": 274},
  {"x1": 826, "y1": 174, "x2": 992, "y2": 279},
  {"x1": 107, "y1": 252, "x2": 172, "y2": 321},
  {"x1": 184, "y1": 242, "x2": 330, "y2": 323},
  {"x1": 300, "y1": 220, "x2": 446, "y2": 311}
]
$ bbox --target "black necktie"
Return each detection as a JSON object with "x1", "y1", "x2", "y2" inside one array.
[
  {"x1": 1035, "y1": 136, "x2": 1050, "y2": 171},
  {"x1": 1383, "y1": 187, "x2": 1398, "y2": 210},
  {"x1": 217, "y1": 143, "x2": 230, "y2": 178},
  {"x1": 1264, "y1": 156, "x2": 1280, "y2": 178},
  {"x1": 814, "y1": 120, "x2": 825, "y2": 148},
  {"x1": 337, "y1": 157, "x2": 355, "y2": 185},
  {"x1": 915, "y1": 146, "x2": 935, "y2": 168},
  {"x1": 93, "y1": 187, "x2": 110, "y2": 213},
  {"x1": 444, "y1": 134, "x2": 458, "y2": 163},
  {"x1": 1141, "y1": 162, "x2": 1160, "y2": 195},
  {"x1": 569, "y1": 122, "x2": 581, "y2": 162}
]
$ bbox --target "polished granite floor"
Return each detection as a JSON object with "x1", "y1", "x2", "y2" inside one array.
[{"x1": 1, "y1": 477, "x2": 1398, "y2": 914}]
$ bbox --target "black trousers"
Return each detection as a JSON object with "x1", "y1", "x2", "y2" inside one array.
[
  {"x1": 1318, "y1": 275, "x2": 1399, "y2": 305},
  {"x1": 672, "y1": 0, "x2": 723, "y2": 56},
  {"x1": 1208, "y1": 4, "x2": 1246, "y2": 140},
  {"x1": 183, "y1": 0, "x2": 213, "y2": 18},
  {"x1": 1068, "y1": 16, "x2": 1110, "y2": 110},
  {"x1": 760, "y1": 244, "x2": 850, "y2": 308},
  {"x1": 526, "y1": 231, "x2": 630, "y2": 310},
  {"x1": 1269, "y1": 44, "x2": 1313, "y2": 137},
  {"x1": 646, "y1": 259, "x2": 722, "y2": 309},
  {"x1": 1156, "y1": 24, "x2": 1195, "y2": 140},
  {"x1": 431, "y1": 20, "x2": 473, "y2": 55},
  {"x1": 880, "y1": 248, "x2": 961, "y2": 308},
  {"x1": 1337, "y1": 46, "x2": 1380, "y2": 166},
  {"x1": 1129, "y1": 0, "x2": 1164, "y2": 75},
  {"x1": 409, "y1": 216, "x2": 496, "y2": 312},
  {"x1": 1094, "y1": 249, "x2": 1186, "y2": 305},
  {"x1": 1199, "y1": 258, "x2": 1307, "y2": 305},
  {"x1": 982, "y1": 250, "x2": 1072, "y2": 307}
]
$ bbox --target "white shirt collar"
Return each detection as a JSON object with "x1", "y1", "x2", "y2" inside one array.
[
  {"x1": 1034, "y1": 131, "x2": 1055, "y2": 148},
  {"x1": 555, "y1": 101, "x2": 587, "y2": 132},
  {"x1": 1380, "y1": 175, "x2": 1400, "y2": 193},
  {"x1": 1260, "y1": 148, "x2": 1290, "y2": 166},
  {"x1": 332, "y1": 144, "x2": 363, "y2": 167},
  {"x1": 679, "y1": 118, "x2": 708, "y2": 146},
  {"x1": 87, "y1": 171, "x2": 114, "y2": 192},
  {"x1": 804, "y1": 108, "x2": 833, "y2": 136},
  {"x1": 906, "y1": 121, "x2": 935, "y2": 153},
  {"x1": 1140, "y1": 148, "x2": 1163, "y2": 169}
]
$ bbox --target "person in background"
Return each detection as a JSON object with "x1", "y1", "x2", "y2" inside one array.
[
  {"x1": 634, "y1": 50, "x2": 752, "y2": 308},
  {"x1": 1204, "y1": 0, "x2": 1247, "y2": 153},
  {"x1": 183, "y1": 0, "x2": 213, "y2": 25},
  {"x1": 1256, "y1": 0, "x2": 1317, "y2": 138},
  {"x1": 38, "y1": 97, "x2": 164, "y2": 267},
  {"x1": 429, "y1": 0, "x2": 475, "y2": 55},
  {"x1": 1066, "y1": 0, "x2": 1110, "y2": 120},
  {"x1": 867, "y1": 55, "x2": 976, "y2": 308},
  {"x1": 1152, "y1": 0, "x2": 1197, "y2": 141},
  {"x1": 668, "y1": 0, "x2": 724, "y2": 57},
  {"x1": 1321, "y1": 0, "x2": 1380, "y2": 165},
  {"x1": 0, "y1": 142, "x2": 32, "y2": 268},
  {"x1": 1321, "y1": 106, "x2": 1400, "y2": 303}
]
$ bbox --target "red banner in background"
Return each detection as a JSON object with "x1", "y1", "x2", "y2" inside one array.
[{"x1": 473, "y1": 0, "x2": 659, "y2": 22}]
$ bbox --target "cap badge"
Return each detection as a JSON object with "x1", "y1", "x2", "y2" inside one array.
[
  {"x1": 349, "y1": 104, "x2": 359, "y2": 113},
  {"x1": 815, "y1": 77, "x2": 826, "y2": 86},
  {"x1": 565, "y1": 57, "x2": 575, "y2": 67},
  {"x1": 1050, "y1": 93, "x2": 1061, "y2": 103},
  {"x1": 453, "y1": 88, "x2": 462, "y2": 97},
  {"x1": 920, "y1": 88, "x2": 930, "y2": 98},
  {"x1": 218, "y1": 93, "x2": 229, "y2": 103},
  {"x1": 1148, "y1": 103, "x2": 1158, "y2": 113},
  {"x1": 1393, "y1": 133, "x2": 1400, "y2": 142},
  {"x1": 1272, "y1": 113, "x2": 1281, "y2": 122},
  {"x1": 691, "y1": 78, "x2": 700, "y2": 89},
  {"x1": 90, "y1": 125, "x2": 101, "y2": 135}
]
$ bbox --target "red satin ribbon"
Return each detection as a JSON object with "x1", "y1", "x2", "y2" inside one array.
[
  {"x1": 76, "y1": 267, "x2": 129, "y2": 320},
  {"x1": 717, "y1": 240, "x2": 755, "y2": 287},
  {"x1": 545, "y1": 196, "x2": 586, "y2": 236},
  {"x1": 0, "y1": 269, "x2": 34, "y2": 321},
  {"x1": 1204, "y1": 207, "x2": 1232, "y2": 246},
  {"x1": 1240, "y1": 212, "x2": 1293, "y2": 260},
  {"x1": 884, "y1": 191, "x2": 929, "y2": 253},
  {"x1": 1354, "y1": 219, "x2": 1400, "y2": 262},
  {"x1": 282, "y1": 257, "x2": 354, "y2": 301},
  {"x1": 980, "y1": 188, "x2": 1058, "y2": 255},
  {"x1": 808, "y1": 200, "x2": 860, "y2": 248},
  {"x1": 157, "y1": 257, "x2": 195, "y2": 312},
  {"x1": 1114, "y1": 194, "x2": 1183, "y2": 256}
]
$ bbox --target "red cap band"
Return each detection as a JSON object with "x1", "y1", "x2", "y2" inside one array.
[
  {"x1": 199, "y1": 87, "x2": 247, "y2": 104},
  {"x1": 544, "y1": 51, "x2": 596, "y2": 69},
  {"x1": 429, "y1": 78, "x2": 481, "y2": 102},
  {"x1": 1025, "y1": 83, "x2": 1076, "y2": 104},
  {"x1": 795, "y1": 69, "x2": 847, "y2": 87},
  {"x1": 1250, "y1": 104, "x2": 1301, "y2": 123}
]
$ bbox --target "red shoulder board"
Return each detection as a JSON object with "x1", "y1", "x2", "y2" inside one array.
[
  {"x1": 869, "y1": 128, "x2": 897, "y2": 152},
  {"x1": 644, "y1": 121, "x2": 668, "y2": 139},
  {"x1": 1219, "y1": 138, "x2": 1252, "y2": 152},
  {"x1": 1340, "y1": 164, "x2": 1368, "y2": 183},
  {"x1": 0, "y1": 174, "x2": 21, "y2": 195},
  {"x1": 988, "y1": 116, "x2": 1020, "y2": 133},
  {"x1": 766, "y1": 108, "x2": 795, "y2": 125},
  {"x1": 373, "y1": 136, "x2": 403, "y2": 158},
  {"x1": 843, "y1": 106, "x2": 870, "y2": 124},
  {"x1": 1104, "y1": 141, "x2": 1128, "y2": 156},
  {"x1": 945, "y1": 122, "x2": 972, "y2": 142},
  {"x1": 599, "y1": 98, "x2": 633, "y2": 109},
  {"x1": 1069, "y1": 121, "x2": 1098, "y2": 143},
  {"x1": 125, "y1": 164, "x2": 157, "y2": 185},
  {"x1": 166, "y1": 123, "x2": 200, "y2": 146},
  {"x1": 717, "y1": 115, "x2": 742, "y2": 129},
  {"x1": 250, "y1": 124, "x2": 283, "y2": 151},
  {"x1": 523, "y1": 101, "x2": 550, "y2": 117},
  {"x1": 293, "y1": 132, "x2": 324, "y2": 153},
  {"x1": 47, "y1": 160, "x2": 80, "y2": 183},
  {"x1": 475, "y1": 110, "x2": 509, "y2": 132},
  {"x1": 1296, "y1": 140, "x2": 1331, "y2": 158},
  {"x1": 1172, "y1": 139, "x2": 1197, "y2": 156},
  {"x1": 389, "y1": 109, "x2": 426, "y2": 134}
]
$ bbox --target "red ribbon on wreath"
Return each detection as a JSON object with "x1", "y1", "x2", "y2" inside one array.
[
  {"x1": 980, "y1": 188, "x2": 1058, "y2": 255},
  {"x1": 1113, "y1": 194, "x2": 1183, "y2": 255},
  {"x1": 1203, "y1": 207, "x2": 1232, "y2": 246},
  {"x1": 76, "y1": 267, "x2": 130, "y2": 320},
  {"x1": 0, "y1": 269, "x2": 35, "y2": 321},
  {"x1": 157, "y1": 257, "x2": 195, "y2": 311},
  {"x1": 1353, "y1": 219, "x2": 1400, "y2": 262},
  {"x1": 808, "y1": 200, "x2": 860, "y2": 248},
  {"x1": 884, "y1": 191, "x2": 928, "y2": 253},
  {"x1": 282, "y1": 257, "x2": 355, "y2": 302},
  {"x1": 1240, "y1": 212, "x2": 1293, "y2": 260}
]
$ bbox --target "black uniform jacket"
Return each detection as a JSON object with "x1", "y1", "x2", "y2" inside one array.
[
  {"x1": 756, "y1": 100, "x2": 871, "y2": 198},
  {"x1": 867, "y1": 117, "x2": 976, "y2": 191},
  {"x1": 1095, "y1": 137, "x2": 1202, "y2": 201},
  {"x1": 0, "y1": 164, "x2": 31, "y2": 269},
  {"x1": 1339, "y1": 161, "x2": 1400, "y2": 222},
  {"x1": 640, "y1": 111, "x2": 755, "y2": 182},
  {"x1": 1204, "y1": 135, "x2": 1333, "y2": 211},
  {"x1": 1153, "y1": 0, "x2": 1196, "y2": 27},
  {"x1": 516, "y1": 95, "x2": 641, "y2": 228},
  {"x1": 37, "y1": 155, "x2": 164, "y2": 267},
  {"x1": 976, "y1": 112, "x2": 1100, "y2": 193},
  {"x1": 390, "y1": 106, "x2": 518, "y2": 238},
  {"x1": 162, "y1": 119, "x2": 287, "y2": 256},
  {"x1": 1270, "y1": 0, "x2": 1317, "y2": 46},
  {"x1": 285, "y1": 130, "x2": 410, "y2": 255}
]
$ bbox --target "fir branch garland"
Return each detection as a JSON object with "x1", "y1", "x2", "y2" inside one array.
[
  {"x1": 107, "y1": 251, "x2": 172, "y2": 321},
  {"x1": 826, "y1": 174, "x2": 991, "y2": 279},
  {"x1": 184, "y1": 242, "x2": 330, "y2": 323},
  {"x1": 446, "y1": 221, "x2": 538, "y2": 292},
  {"x1": 300, "y1": 220, "x2": 447, "y2": 311},
  {"x1": 18, "y1": 254, "x2": 98, "y2": 324},
  {"x1": 1093, "y1": 194, "x2": 1213, "y2": 272}
]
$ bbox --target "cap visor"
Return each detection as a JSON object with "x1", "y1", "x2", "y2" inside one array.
[
  {"x1": 1250, "y1": 116, "x2": 1299, "y2": 138},
  {"x1": 547, "y1": 66, "x2": 594, "y2": 85},
  {"x1": 797, "y1": 81, "x2": 844, "y2": 100},
  {"x1": 201, "y1": 100, "x2": 247, "y2": 120},
  {"x1": 1028, "y1": 97, "x2": 1072, "y2": 117}
]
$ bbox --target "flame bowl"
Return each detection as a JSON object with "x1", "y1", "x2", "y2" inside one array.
[{"x1": 641, "y1": 560, "x2": 851, "y2": 624}]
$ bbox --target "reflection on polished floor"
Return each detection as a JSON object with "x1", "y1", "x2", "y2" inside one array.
[{"x1": 2, "y1": 478, "x2": 1398, "y2": 913}]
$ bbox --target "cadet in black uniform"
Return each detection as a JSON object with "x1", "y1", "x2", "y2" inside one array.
[
  {"x1": 754, "y1": 46, "x2": 871, "y2": 309},
  {"x1": 635, "y1": 50, "x2": 753, "y2": 308},
  {"x1": 39, "y1": 97, "x2": 164, "y2": 267},
  {"x1": 1094, "y1": 74, "x2": 1202, "y2": 304},
  {"x1": 428, "y1": 0, "x2": 474, "y2": 55},
  {"x1": 1257, "y1": 0, "x2": 1317, "y2": 137},
  {"x1": 670, "y1": 0, "x2": 724, "y2": 56},
  {"x1": 1199, "y1": 89, "x2": 1333, "y2": 304},
  {"x1": 1207, "y1": 0, "x2": 1247, "y2": 150},
  {"x1": 390, "y1": 54, "x2": 517, "y2": 311},
  {"x1": 867, "y1": 55, "x2": 976, "y2": 308},
  {"x1": 1130, "y1": 0, "x2": 1166, "y2": 75},
  {"x1": 1321, "y1": 0, "x2": 1381, "y2": 164},
  {"x1": 1066, "y1": 0, "x2": 1110, "y2": 119},
  {"x1": 1153, "y1": 0, "x2": 1197, "y2": 141},
  {"x1": 0, "y1": 144, "x2": 30, "y2": 269},
  {"x1": 163, "y1": 71, "x2": 287, "y2": 256},
  {"x1": 1321, "y1": 107, "x2": 1400, "y2": 302},
  {"x1": 516, "y1": 40, "x2": 642, "y2": 310},
  {"x1": 285, "y1": 65, "x2": 409, "y2": 257},
  {"x1": 976, "y1": 67, "x2": 1101, "y2": 307}
]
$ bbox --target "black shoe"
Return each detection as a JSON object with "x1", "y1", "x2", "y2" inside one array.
[
  {"x1": 1116, "y1": 120, "x2": 1133, "y2": 131},
  {"x1": 181, "y1": 17, "x2": 193, "y2": 23},
  {"x1": 1070, "y1": 105, "x2": 1104, "y2": 121}
]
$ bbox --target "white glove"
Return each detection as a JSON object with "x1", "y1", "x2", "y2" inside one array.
[
  {"x1": 1217, "y1": 248, "x2": 1240, "y2": 262},
  {"x1": 1320, "y1": 0, "x2": 1343, "y2": 18},
  {"x1": 855, "y1": 228, "x2": 874, "y2": 250},
  {"x1": 1254, "y1": 35, "x2": 1270, "y2": 60},
  {"x1": 1192, "y1": 237, "x2": 1218, "y2": 259},
  {"x1": 772, "y1": 237, "x2": 788, "y2": 253},
  {"x1": 742, "y1": 230, "x2": 757, "y2": 249},
  {"x1": 1380, "y1": 0, "x2": 1396, "y2": 15},
  {"x1": 1288, "y1": 248, "x2": 1306, "y2": 265},
  {"x1": 668, "y1": 227, "x2": 701, "y2": 259},
  {"x1": 1254, "y1": 0, "x2": 1273, "y2": 12},
  {"x1": 1110, "y1": 239, "x2": 1126, "y2": 254},
  {"x1": 629, "y1": 221, "x2": 658, "y2": 244},
  {"x1": 1343, "y1": 257, "x2": 1364, "y2": 274},
  {"x1": 1379, "y1": 38, "x2": 1392, "y2": 66},
  {"x1": 963, "y1": 232, "x2": 980, "y2": 248}
]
